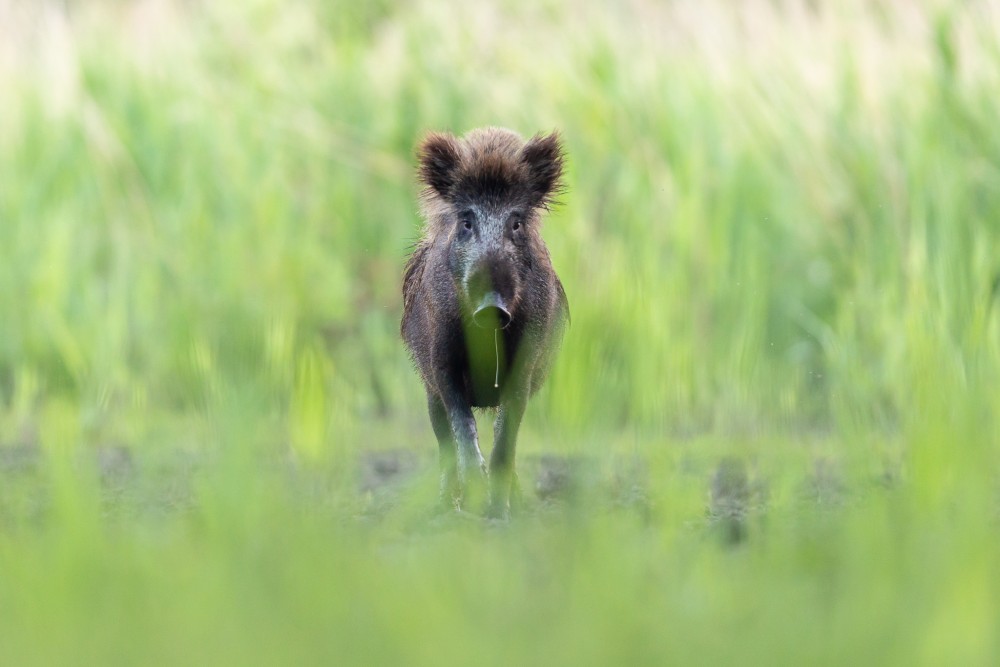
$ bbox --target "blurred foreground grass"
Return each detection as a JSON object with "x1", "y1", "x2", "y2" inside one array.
[{"x1": 1, "y1": 0, "x2": 999, "y2": 664}]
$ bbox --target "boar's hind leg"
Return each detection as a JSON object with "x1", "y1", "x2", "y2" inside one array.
[
  {"x1": 428, "y1": 394, "x2": 459, "y2": 509},
  {"x1": 487, "y1": 394, "x2": 527, "y2": 520}
]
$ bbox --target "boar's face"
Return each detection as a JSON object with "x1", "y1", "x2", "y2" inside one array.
[{"x1": 418, "y1": 128, "x2": 564, "y2": 330}]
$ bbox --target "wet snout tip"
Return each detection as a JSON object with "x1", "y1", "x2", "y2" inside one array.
[{"x1": 473, "y1": 293, "x2": 512, "y2": 329}]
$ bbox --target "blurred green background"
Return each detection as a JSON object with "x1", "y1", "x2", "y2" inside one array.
[{"x1": 1, "y1": 0, "x2": 999, "y2": 664}]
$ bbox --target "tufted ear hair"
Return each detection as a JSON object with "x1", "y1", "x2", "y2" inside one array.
[
  {"x1": 417, "y1": 132, "x2": 463, "y2": 200},
  {"x1": 520, "y1": 131, "x2": 565, "y2": 210}
]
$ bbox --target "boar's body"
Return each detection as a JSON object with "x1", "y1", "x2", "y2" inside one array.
[
  {"x1": 402, "y1": 237, "x2": 566, "y2": 409},
  {"x1": 401, "y1": 127, "x2": 568, "y2": 517}
]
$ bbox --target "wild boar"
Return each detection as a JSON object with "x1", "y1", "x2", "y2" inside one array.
[{"x1": 401, "y1": 127, "x2": 569, "y2": 518}]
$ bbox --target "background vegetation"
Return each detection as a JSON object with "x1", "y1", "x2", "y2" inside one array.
[{"x1": 1, "y1": 0, "x2": 998, "y2": 664}]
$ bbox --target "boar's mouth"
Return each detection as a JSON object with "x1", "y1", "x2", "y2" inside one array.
[{"x1": 472, "y1": 292, "x2": 512, "y2": 330}]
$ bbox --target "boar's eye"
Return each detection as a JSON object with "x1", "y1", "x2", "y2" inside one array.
[
  {"x1": 509, "y1": 213, "x2": 527, "y2": 246},
  {"x1": 458, "y1": 210, "x2": 474, "y2": 231}
]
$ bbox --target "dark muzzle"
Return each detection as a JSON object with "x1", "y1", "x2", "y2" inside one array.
[{"x1": 473, "y1": 292, "x2": 511, "y2": 329}]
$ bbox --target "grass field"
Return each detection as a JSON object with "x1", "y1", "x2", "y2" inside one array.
[{"x1": 1, "y1": 0, "x2": 999, "y2": 664}]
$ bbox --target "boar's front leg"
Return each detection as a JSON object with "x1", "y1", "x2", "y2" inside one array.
[
  {"x1": 436, "y1": 383, "x2": 488, "y2": 510},
  {"x1": 428, "y1": 394, "x2": 459, "y2": 509},
  {"x1": 487, "y1": 392, "x2": 527, "y2": 520}
]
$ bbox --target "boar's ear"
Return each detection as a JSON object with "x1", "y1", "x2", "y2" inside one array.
[
  {"x1": 521, "y1": 131, "x2": 565, "y2": 210},
  {"x1": 417, "y1": 132, "x2": 462, "y2": 200}
]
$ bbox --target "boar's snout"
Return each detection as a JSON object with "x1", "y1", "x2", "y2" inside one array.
[
  {"x1": 465, "y1": 255, "x2": 516, "y2": 330},
  {"x1": 473, "y1": 292, "x2": 511, "y2": 330}
]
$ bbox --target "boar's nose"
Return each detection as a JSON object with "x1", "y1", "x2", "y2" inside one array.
[{"x1": 473, "y1": 292, "x2": 512, "y2": 329}]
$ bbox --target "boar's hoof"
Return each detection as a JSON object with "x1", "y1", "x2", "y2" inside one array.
[
  {"x1": 456, "y1": 459, "x2": 489, "y2": 510},
  {"x1": 485, "y1": 498, "x2": 511, "y2": 521}
]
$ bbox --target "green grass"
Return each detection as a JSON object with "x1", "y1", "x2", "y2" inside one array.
[{"x1": 1, "y1": 1, "x2": 999, "y2": 664}]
